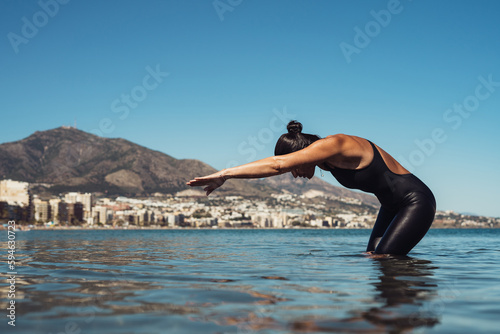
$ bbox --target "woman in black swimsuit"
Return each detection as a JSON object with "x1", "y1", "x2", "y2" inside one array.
[{"x1": 187, "y1": 121, "x2": 436, "y2": 255}]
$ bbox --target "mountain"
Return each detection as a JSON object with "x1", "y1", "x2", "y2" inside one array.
[
  {"x1": 0, "y1": 127, "x2": 260, "y2": 196},
  {"x1": 0, "y1": 127, "x2": 378, "y2": 206}
]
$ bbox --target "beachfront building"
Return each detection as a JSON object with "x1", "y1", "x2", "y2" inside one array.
[
  {"x1": 0, "y1": 179, "x2": 31, "y2": 207},
  {"x1": 310, "y1": 219, "x2": 330, "y2": 227},
  {"x1": 33, "y1": 198, "x2": 51, "y2": 222},
  {"x1": 49, "y1": 199, "x2": 61, "y2": 223},
  {"x1": 56, "y1": 202, "x2": 84, "y2": 224},
  {"x1": 0, "y1": 179, "x2": 32, "y2": 221},
  {"x1": 92, "y1": 205, "x2": 113, "y2": 225},
  {"x1": 136, "y1": 209, "x2": 155, "y2": 226},
  {"x1": 166, "y1": 213, "x2": 185, "y2": 227},
  {"x1": 65, "y1": 192, "x2": 93, "y2": 220},
  {"x1": 251, "y1": 213, "x2": 285, "y2": 228}
]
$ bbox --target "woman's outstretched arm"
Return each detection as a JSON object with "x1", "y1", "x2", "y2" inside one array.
[
  {"x1": 185, "y1": 156, "x2": 286, "y2": 195},
  {"x1": 186, "y1": 135, "x2": 344, "y2": 195}
]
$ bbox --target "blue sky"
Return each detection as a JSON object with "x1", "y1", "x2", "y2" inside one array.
[{"x1": 1, "y1": 0, "x2": 499, "y2": 217}]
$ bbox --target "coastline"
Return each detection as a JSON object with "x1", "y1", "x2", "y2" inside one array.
[{"x1": 2, "y1": 224, "x2": 499, "y2": 231}]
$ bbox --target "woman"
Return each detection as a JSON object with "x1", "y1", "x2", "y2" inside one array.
[{"x1": 187, "y1": 121, "x2": 436, "y2": 255}]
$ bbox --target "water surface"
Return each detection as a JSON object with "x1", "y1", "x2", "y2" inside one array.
[{"x1": 1, "y1": 229, "x2": 499, "y2": 333}]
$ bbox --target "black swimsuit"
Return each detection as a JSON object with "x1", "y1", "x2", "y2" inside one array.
[{"x1": 327, "y1": 141, "x2": 436, "y2": 255}]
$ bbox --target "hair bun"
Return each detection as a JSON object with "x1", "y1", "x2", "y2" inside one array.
[{"x1": 287, "y1": 120, "x2": 303, "y2": 134}]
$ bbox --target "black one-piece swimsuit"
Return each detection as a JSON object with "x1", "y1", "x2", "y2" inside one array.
[{"x1": 327, "y1": 140, "x2": 436, "y2": 255}]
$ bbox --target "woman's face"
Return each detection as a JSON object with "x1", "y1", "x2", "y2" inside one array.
[{"x1": 291, "y1": 165, "x2": 315, "y2": 179}]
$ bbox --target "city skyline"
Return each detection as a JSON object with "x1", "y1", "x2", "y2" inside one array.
[
  {"x1": 2, "y1": 180, "x2": 496, "y2": 229},
  {"x1": 1, "y1": 1, "x2": 500, "y2": 217}
]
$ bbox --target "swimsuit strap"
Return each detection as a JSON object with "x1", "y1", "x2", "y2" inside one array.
[{"x1": 367, "y1": 140, "x2": 389, "y2": 172}]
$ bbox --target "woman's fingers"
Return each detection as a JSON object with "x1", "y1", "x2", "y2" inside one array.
[
  {"x1": 203, "y1": 184, "x2": 217, "y2": 196},
  {"x1": 186, "y1": 177, "x2": 210, "y2": 186},
  {"x1": 204, "y1": 186, "x2": 213, "y2": 196},
  {"x1": 187, "y1": 174, "x2": 225, "y2": 196},
  {"x1": 187, "y1": 176, "x2": 224, "y2": 186}
]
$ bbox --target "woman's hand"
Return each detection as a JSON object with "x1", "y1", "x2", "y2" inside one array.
[{"x1": 186, "y1": 172, "x2": 226, "y2": 196}]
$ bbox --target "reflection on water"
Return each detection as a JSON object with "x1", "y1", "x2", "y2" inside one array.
[
  {"x1": 1, "y1": 229, "x2": 497, "y2": 333},
  {"x1": 353, "y1": 256, "x2": 439, "y2": 332},
  {"x1": 275, "y1": 256, "x2": 439, "y2": 333}
]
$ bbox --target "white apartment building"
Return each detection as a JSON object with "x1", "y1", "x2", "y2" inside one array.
[
  {"x1": 65, "y1": 192, "x2": 93, "y2": 212},
  {"x1": 64, "y1": 192, "x2": 93, "y2": 221},
  {"x1": 49, "y1": 198, "x2": 61, "y2": 222},
  {"x1": 33, "y1": 198, "x2": 50, "y2": 222},
  {"x1": 0, "y1": 179, "x2": 30, "y2": 206}
]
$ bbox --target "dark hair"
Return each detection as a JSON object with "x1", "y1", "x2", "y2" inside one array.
[{"x1": 274, "y1": 120, "x2": 321, "y2": 155}]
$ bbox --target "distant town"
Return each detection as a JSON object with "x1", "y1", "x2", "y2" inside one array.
[{"x1": 1, "y1": 179, "x2": 498, "y2": 230}]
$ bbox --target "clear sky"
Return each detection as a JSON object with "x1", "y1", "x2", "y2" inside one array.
[{"x1": 1, "y1": 0, "x2": 499, "y2": 217}]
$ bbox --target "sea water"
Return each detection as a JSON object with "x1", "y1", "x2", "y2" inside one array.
[{"x1": 1, "y1": 228, "x2": 499, "y2": 334}]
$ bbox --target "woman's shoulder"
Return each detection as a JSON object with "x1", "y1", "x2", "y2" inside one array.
[{"x1": 322, "y1": 134, "x2": 371, "y2": 148}]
